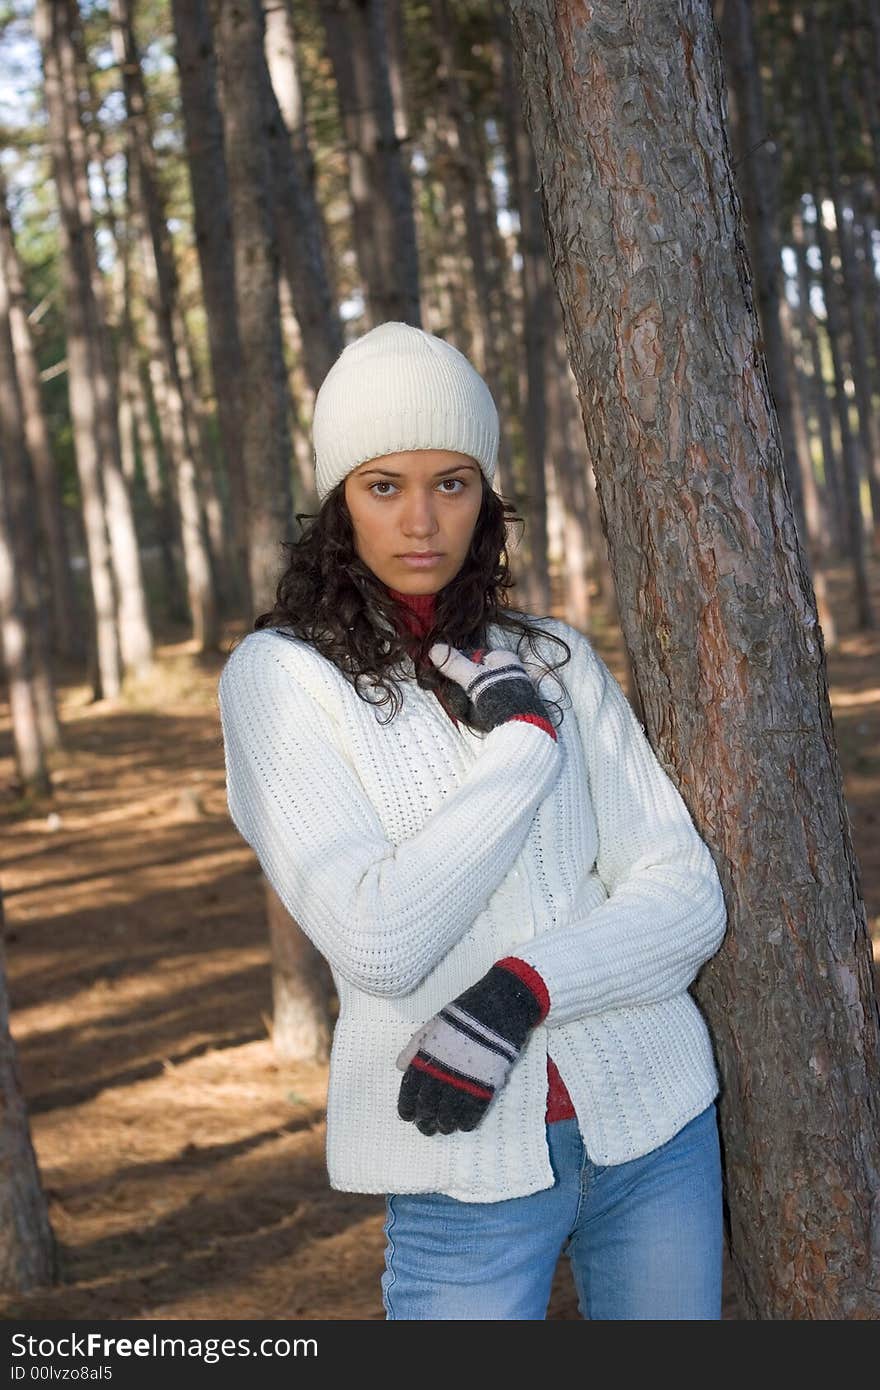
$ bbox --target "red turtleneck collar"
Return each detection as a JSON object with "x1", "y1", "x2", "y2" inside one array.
[{"x1": 385, "y1": 585, "x2": 437, "y2": 641}]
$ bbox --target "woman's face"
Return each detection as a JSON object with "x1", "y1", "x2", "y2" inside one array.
[{"x1": 343, "y1": 448, "x2": 484, "y2": 593}]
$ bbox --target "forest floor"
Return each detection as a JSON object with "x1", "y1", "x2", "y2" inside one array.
[{"x1": 0, "y1": 560, "x2": 878, "y2": 1323}]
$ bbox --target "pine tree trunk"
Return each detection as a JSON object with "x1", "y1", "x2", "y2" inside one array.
[
  {"x1": 427, "y1": 0, "x2": 515, "y2": 494},
  {"x1": 854, "y1": 186, "x2": 880, "y2": 459},
  {"x1": 171, "y1": 0, "x2": 251, "y2": 618},
  {"x1": 70, "y1": 20, "x2": 184, "y2": 626},
  {"x1": 317, "y1": 0, "x2": 421, "y2": 326},
  {"x1": 258, "y1": 0, "x2": 343, "y2": 391},
  {"x1": 719, "y1": 0, "x2": 807, "y2": 544},
  {"x1": 791, "y1": 212, "x2": 846, "y2": 557},
  {"x1": 548, "y1": 294, "x2": 595, "y2": 630},
  {"x1": 264, "y1": 883, "x2": 334, "y2": 1063},
  {"x1": 261, "y1": 67, "x2": 341, "y2": 394},
  {"x1": 58, "y1": 0, "x2": 153, "y2": 682},
  {"x1": 125, "y1": 321, "x2": 183, "y2": 621},
  {"x1": 34, "y1": 0, "x2": 121, "y2": 700},
  {"x1": 798, "y1": 86, "x2": 875, "y2": 627},
  {"x1": 261, "y1": 0, "x2": 309, "y2": 163},
  {"x1": 805, "y1": 1, "x2": 880, "y2": 542},
  {"x1": 214, "y1": 0, "x2": 331, "y2": 1062},
  {"x1": 494, "y1": 0, "x2": 553, "y2": 612},
  {"x1": 0, "y1": 170, "x2": 85, "y2": 666},
  {"x1": 776, "y1": 285, "x2": 837, "y2": 650},
  {"x1": 0, "y1": 890, "x2": 55, "y2": 1291},
  {"x1": 509, "y1": 0, "x2": 880, "y2": 1318},
  {"x1": 213, "y1": 0, "x2": 293, "y2": 606},
  {"x1": 0, "y1": 433, "x2": 50, "y2": 797},
  {"x1": 172, "y1": 303, "x2": 230, "y2": 614},
  {"x1": 0, "y1": 277, "x2": 61, "y2": 759},
  {"x1": 110, "y1": 0, "x2": 219, "y2": 653},
  {"x1": 420, "y1": 110, "x2": 473, "y2": 351}
]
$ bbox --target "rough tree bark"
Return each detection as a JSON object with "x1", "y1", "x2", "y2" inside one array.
[{"x1": 508, "y1": 0, "x2": 880, "y2": 1318}]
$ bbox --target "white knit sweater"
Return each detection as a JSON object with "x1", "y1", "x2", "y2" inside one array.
[{"x1": 217, "y1": 613, "x2": 727, "y2": 1202}]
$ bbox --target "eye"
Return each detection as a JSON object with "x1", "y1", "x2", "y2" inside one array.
[
  {"x1": 439, "y1": 477, "x2": 466, "y2": 493},
  {"x1": 369, "y1": 480, "x2": 398, "y2": 497}
]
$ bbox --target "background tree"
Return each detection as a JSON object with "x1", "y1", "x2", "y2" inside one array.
[{"x1": 0, "y1": 886, "x2": 55, "y2": 1292}]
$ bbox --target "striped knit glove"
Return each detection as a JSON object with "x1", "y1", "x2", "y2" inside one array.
[
  {"x1": 427, "y1": 643, "x2": 557, "y2": 740},
  {"x1": 395, "y1": 960, "x2": 547, "y2": 1136}
]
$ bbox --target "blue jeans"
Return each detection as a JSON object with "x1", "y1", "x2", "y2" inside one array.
[{"x1": 381, "y1": 1101, "x2": 723, "y2": 1319}]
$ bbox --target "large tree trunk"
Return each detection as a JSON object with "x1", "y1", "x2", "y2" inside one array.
[
  {"x1": 35, "y1": 0, "x2": 121, "y2": 700},
  {"x1": 317, "y1": 0, "x2": 421, "y2": 326},
  {"x1": 508, "y1": 0, "x2": 880, "y2": 1318},
  {"x1": 0, "y1": 170, "x2": 85, "y2": 665},
  {"x1": 171, "y1": 0, "x2": 251, "y2": 618},
  {"x1": 0, "y1": 890, "x2": 55, "y2": 1291},
  {"x1": 214, "y1": 0, "x2": 331, "y2": 1062}
]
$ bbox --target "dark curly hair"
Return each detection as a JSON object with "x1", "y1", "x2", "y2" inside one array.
[{"x1": 246, "y1": 472, "x2": 572, "y2": 735}]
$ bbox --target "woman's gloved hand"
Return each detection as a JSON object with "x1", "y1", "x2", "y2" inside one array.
[
  {"x1": 395, "y1": 962, "x2": 545, "y2": 1136},
  {"x1": 427, "y1": 642, "x2": 557, "y2": 739}
]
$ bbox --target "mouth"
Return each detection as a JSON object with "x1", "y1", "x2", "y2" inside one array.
[{"x1": 398, "y1": 552, "x2": 444, "y2": 566}]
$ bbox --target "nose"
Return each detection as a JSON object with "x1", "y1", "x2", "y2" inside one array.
[{"x1": 401, "y1": 488, "x2": 441, "y2": 541}]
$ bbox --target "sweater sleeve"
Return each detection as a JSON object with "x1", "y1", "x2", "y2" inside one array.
[
  {"x1": 217, "y1": 630, "x2": 561, "y2": 998},
  {"x1": 508, "y1": 625, "x2": 728, "y2": 1027}
]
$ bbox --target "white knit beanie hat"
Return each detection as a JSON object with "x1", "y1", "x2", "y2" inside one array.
[{"x1": 311, "y1": 321, "x2": 499, "y2": 502}]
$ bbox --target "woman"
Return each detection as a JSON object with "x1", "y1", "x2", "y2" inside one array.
[{"x1": 217, "y1": 321, "x2": 728, "y2": 1320}]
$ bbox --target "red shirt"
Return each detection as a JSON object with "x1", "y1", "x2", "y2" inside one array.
[{"x1": 384, "y1": 585, "x2": 576, "y2": 1124}]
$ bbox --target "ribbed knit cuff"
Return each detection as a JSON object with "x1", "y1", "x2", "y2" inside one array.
[{"x1": 495, "y1": 956, "x2": 551, "y2": 1022}]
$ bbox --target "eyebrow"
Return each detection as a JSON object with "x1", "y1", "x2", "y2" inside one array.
[{"x1": 357, "y1": 462, "x2": 478, "y2": 478}]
